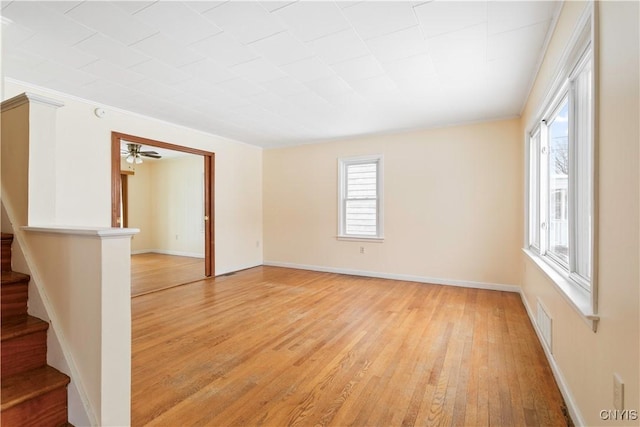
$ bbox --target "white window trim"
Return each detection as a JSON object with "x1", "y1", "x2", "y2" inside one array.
[
  {"x1": 524, "y1": 2, "x2": 599, "y2": 331},
  {"x1": 337, "y1": 154, "x2": 384, "y2": 241}
]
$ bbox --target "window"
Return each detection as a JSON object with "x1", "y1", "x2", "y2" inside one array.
[
  {"x1": 525, "y1": 6, "x2": 596, "y2": 325},
  {"x1": 338, "y1": 155, "x2": 383, "y2": 240}
]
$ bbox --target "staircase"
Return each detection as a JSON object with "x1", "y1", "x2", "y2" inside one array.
[{"x1": 1, "y1": 233, "x2": 71, "y2": 426}]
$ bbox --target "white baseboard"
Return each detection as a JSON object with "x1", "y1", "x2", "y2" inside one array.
[
  {"x1": 132, "y1": 249, "x2": 204, "y2": 259},
  {"x1": 263, "y1": 261, "x2": 520, "y2": 293},
  {"x1": 519, "y1": 291, "x2": 585, "y2": 426}
]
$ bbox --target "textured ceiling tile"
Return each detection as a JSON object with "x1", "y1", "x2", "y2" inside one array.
[
  {"x1": 260, "y1": 1, "x2": 297, "y2": 13},
  {"x1": 428, "y1": 23, "x2": 487, "y2": 70},
  {"x1": 341, "y1": 2, "x2": 418, "y2": 40},
  {"x1": 488, "y1": 1, "x2": 558, "y2": 35},
  {"x1": 330, "y1": 55, "x2": 384, "y2": 82},
  {"x1": 215, "y1": 77, "x2": 267, "y2": 98},
  {"x1": 130, "y1": 32, "x2": 204, "y2": 68},
  {"x1": 248, "y1": 31, "x2": 313, "y2": 66},
  {"x1": 308, "y1": 29, "x2": 369, "y2": 65},
  {"x1": 190, "y1": 32, "x2": 259, "y2": 67},
  {"x1": 345, "y1": 74, "x2": 398, "y2": 98},
  {"x1": 260, "y1": 77, "x2": 311, "y2": 97},
  {"x1": 2, "y1": 50, "x2": 50, "y2": 83},
  {"x1": 65, "y1": 1, "x2": 156, "y2": 45},
  {"x1": 41, "y1": 1, "x2": 83, "y2": 14},
  {"x1": 17, "y1": 33, "x2": 97, "y2": 69},
  {"x1": 414, "y1": 1, "x2": 487, "y2": 39},
  {"x1": 75, "y1": 33, "x2": 150, "y2": 69},
  {"x1": 39, "y1": 59, "x2": 98, "y2": 86},
  {"x1": 2, "y1": 1, "x2": 95, "y2": 45},
  {"x1": 274, "y1": 1, "x2": 351, "y2": 42},
  {"x1": 247, "y1": 91, "x2": 296, "y2": 112},
  {"x1": 365, "y1": 25, "x2": 428, "y2": 63},
  {"x1": 179, "y1": 59, "x2": 238, "y2": 84},
  {"x1": 230, "y1": 58, "x2": 287, "y2": 84},
  {"x1": 204, "y1": 2, "x2": 284, "y2": 44},
  {"x1": 112, "y1": 1, "x2": 157, "y2": 15},
  {"x1": 78, "y1": 79, "x2": 144, "y2": 103},
  {"x1": 129, "y1": 59, "x2": 192, "y2": 85},
  {"x1": 133, "y1": 2, "x2": 223, "y2": 45},
  {"x1": 487, "y1": 20, "x2": 550, "y2": 61},
  {"x1": 81, "y1": 59, "x2": 146, "y2": 87},
  {"x1": 487, "y1": 56, "x2": 536, "y2": 86},
  {"x1": 383, "y1": 53, "x2": 437, "y2": 82},
  {"x1": 305, "y1": 76, "x2": 355, "y2": 101},
  {"x1": 337, "y1": 2, "x2": 362, "y2": 9},
  {"x1": 280, "y1": 57, "x2": 337, "y2": 82},
  {"x1": 131, "y1": 78, "x2": 185, "y2": 100},
  {"x1": 2, "y1": 21, "x2": 37, "y2": 51}
]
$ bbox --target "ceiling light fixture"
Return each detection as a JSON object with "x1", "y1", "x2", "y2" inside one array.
[{"x1": 121, "y1": 143, "x2": 162, "y2": 165}]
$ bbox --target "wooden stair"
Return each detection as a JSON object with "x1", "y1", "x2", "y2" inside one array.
[{"x1": 1, "y1": 233, "x2": 71, "y2": 426}]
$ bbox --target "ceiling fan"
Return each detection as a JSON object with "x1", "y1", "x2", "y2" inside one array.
[{"x1": 121, "y1": 143, "x2": 161, "y2": 164}]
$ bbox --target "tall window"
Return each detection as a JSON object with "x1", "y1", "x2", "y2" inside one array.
[
  {"x1": 527, "y1": 39, "x2": 594, "y2": 293},
  {"x1": 338, "y1": 155, "x2": 383, "y2": 239}
]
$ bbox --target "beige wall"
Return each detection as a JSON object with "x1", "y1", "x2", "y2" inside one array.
[
  {"x1": 150, "y1": 156, "x2": 204, "y2": 256},
  {"x1": 4, "y1": 81, "x2": 263, "y2": 275},
  {"x1": 264, "y1": 118, "x2": 522, "y2": 287},
  {"x1": 126, "y1": 160, "x2": 154, "y2": 252},
  {"x1": 127, "y1": 157, "x2": 205, "y2": 256},
  {"x1": 520, "y1": 2, "x2": 639, "y2": 425}
]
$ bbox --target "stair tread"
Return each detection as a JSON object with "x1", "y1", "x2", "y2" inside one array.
[
  {"x1": 1, "y1": 270, "x2": 30, "y2": 285},
  {"x1": 1, "y1": 315, "x2": 48, "y2": 341},
  {"x1": 1, "y1": 366, "x2": 70, "y2": 411}
]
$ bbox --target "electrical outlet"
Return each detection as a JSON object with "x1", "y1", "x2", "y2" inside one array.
[
  {"x1": 359, "y1": 246, "x2": 365, "y2": 254},
  {"x1": 613, "y1": 373, "x2": 624, "y2": 410}
]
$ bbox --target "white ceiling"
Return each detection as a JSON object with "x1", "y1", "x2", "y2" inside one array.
[{"x1": 1, "y1": 1, "x2": 561, "y2": 148}]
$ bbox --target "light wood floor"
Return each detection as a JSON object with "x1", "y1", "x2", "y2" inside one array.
[
  {"x1": 132, "y1": 266, "x2": 569, "y2": 426},
  {"x1": 131, "y1": 253, "x2": 205, "y2": 297}
]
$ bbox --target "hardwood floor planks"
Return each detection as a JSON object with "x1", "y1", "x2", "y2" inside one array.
[
  {"x1": 131, "y1": 253, "x2": 205, "y2": 296},
  {"x1": 132, "y1": 266, "x2": 569, "y2": 426}
]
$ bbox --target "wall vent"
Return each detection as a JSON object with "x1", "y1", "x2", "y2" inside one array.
[{"x1": 536, "y1": 300, "x2": 553, "y2": 353}]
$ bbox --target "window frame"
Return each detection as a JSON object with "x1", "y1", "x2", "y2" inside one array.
[
  {"x1": 337, "y1": 154, "x2": 384, "y2": 241},
  {"x1": 524, "y1": 3, "x2": 598, "y2": 331}
]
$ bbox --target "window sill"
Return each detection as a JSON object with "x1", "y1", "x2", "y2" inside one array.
[
  {"x1": 337, "y1": 235, "x2": 384, "y2": 243},
  {"x1": 522, "y1": 248, "x2": 599, "y2": 332}
]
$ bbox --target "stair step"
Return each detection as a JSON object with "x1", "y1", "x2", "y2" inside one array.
[
  {"x1": 1, "y1": 272, "x2": 29, "y2": 321},
  {"x1": 1, "y1": 366, "x2": 70, "y2": 426},
  {"x1": 2, "y1": 315, "x2": 49, "y2": 341},
  {"x1": 1, "y1": 316, "x2": 48, "y2": 377},
  {"x1": 1, "y1": 270, "x2": 30, "y2": 285},
  {"x1": 1, "y1": 233, "x2": 13, "y2": 272}
]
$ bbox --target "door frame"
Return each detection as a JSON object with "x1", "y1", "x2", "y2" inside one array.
[{"x1": 111, "y1": 131, "x2": 215, "y2": 277}]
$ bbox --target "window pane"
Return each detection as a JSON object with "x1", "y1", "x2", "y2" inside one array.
[
  {"x1": 347, "y1": 163, "x2": 377, "y2": 199},
  {"x1": 345, "y1": 199, "x2": 377, "y2": 235},
  {"x1": 548, "y1": 99, "x2": 569, "y2": 264}
]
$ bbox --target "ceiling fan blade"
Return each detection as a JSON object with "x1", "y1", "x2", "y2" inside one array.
[
  {"x1": 140, "y1": 150, "x2": 159, "y2": 155},
  {"x1": 141, "y1": 152, "x2": 162, "y2": 159}
]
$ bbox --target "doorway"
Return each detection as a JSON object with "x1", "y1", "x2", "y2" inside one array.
[{"x1": 111, "y1": 132, "x2": 215, "y2": 281}]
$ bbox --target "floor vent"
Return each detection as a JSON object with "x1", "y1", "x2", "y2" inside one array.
[{"x1": 536, "y1": 300, "x2": 553, "y2": 353}]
